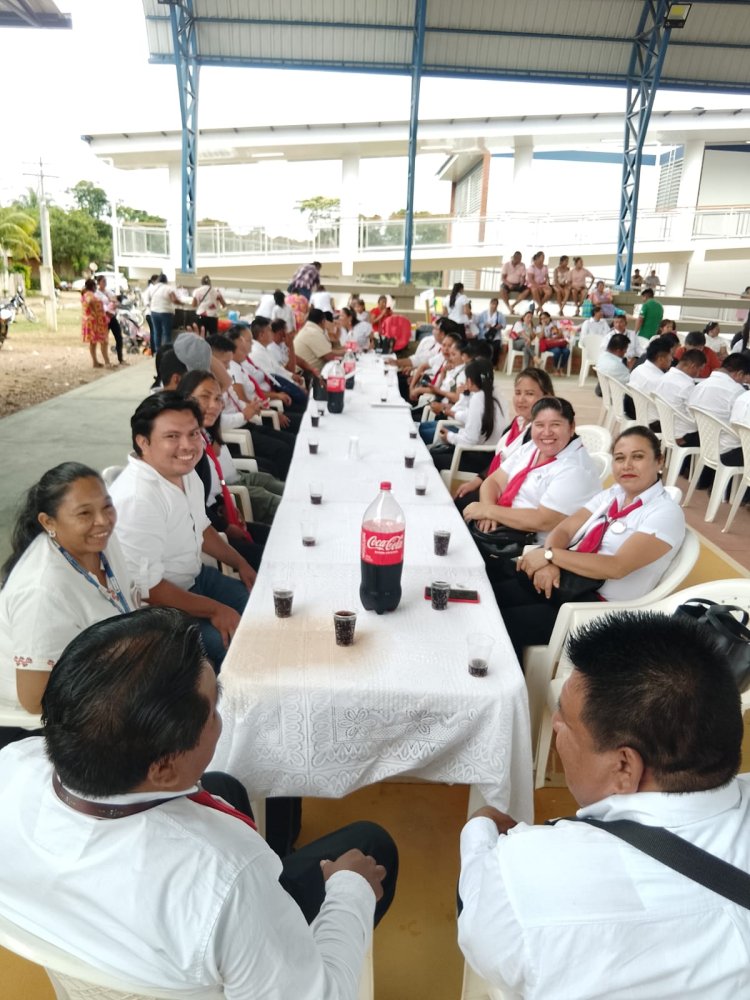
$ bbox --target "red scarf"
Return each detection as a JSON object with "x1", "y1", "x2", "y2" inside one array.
[
  {"x1": 497, "y1": 449, "x2": 556, "y2": 507},
  {"x1": 241, "y1": 361, "x2": 268, "y2": 402},
  {"x1": 487, "y1": 418, "x2": 524, "y2": 476},
  {"x1": 575, "y1": 497, "x2": 643, "y2": 553},
  {"x1": 430, "y1": 362, "x2": 445, "y2": 386},
  {"x1": 188, "y1": 788, "x2": 257, "y2": 831},
  {"x1": 202, "y1": 433, "x2": 253, "y2": 543}
]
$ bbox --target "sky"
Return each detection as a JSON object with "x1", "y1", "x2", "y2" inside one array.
[{"x1": 1, "y1": 0, "x2": 746, "y2": 237}]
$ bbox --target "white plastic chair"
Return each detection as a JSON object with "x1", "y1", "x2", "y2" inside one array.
[
  {"x1": 222, "y1": 427, "x2": 255, "y2": 457},
  {"x1": 535, "y1": 577, "x2": 750, "y2": 790},
  {"x1": 101, "y1": 466, "x2": 123, "y2": 487},
  {"x1": 683, "y1": 407, "x2": 744, "y2": 522},
  {"x1": 588, "y1": 451, "x2": 612, "y2": 484},
  {"x1": 524, "y1": 525, "x2": 701, "y2": 773},
  {"x1": 596, "y1": 367, "x2": 614, "y2": 426},
  {"x1": 722, "y1": 423, "x2": 750, "y2": 533},
  {"x1": 575, "y1": 424, "x2": 612, "y2": 455},
  {"x1": 0, "y1": 702, "x2": 42, "y2": 731},
  {"x1": 577, "y1": 334, "x2": 603, "y2": 386},
  {"x1": 504, "y1": 341, "x2": 527, "y2": 375},
  {"x1": 624, "y1": 383, "x2": 658, "y2": 432},
  {"x1": 652, "y1": 396, "x2": 700, "y2": 488},
  {"x1": 0, "y1": 888, "x2": 374, "y2": 1000},
  {"x1": 598, "y1": 373, "x2": 635, "y2": 435}
]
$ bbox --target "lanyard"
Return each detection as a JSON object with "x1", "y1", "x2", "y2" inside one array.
[
  {"x1": 201, "y1": 434, "x2": 253, "y2": 543},
  {"x1": 52, "y1": 539, "x2": 130, "y2": 614}
]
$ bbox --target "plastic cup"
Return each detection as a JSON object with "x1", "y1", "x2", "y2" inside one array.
[
  {"x1": 309, "y1": 480, "x2": 323, "y2": 505},
  {"x1": 334, "y1": 610, "x2": 357, "y2": 646},
  {"x1": 434, "y1": 529, "x2": 450, "y2": 556},
  {"x1": 415, "y1": 470, "x2": 428, "y2": 496},
  {"x1": 301, "y1": 518, "x2": 316, "y2": 547},
  {"x1": 348, "y1": 436, "x2": 360, "y2": 460},
  {"x1": 409, "y1": 429, "x2": 418, "y2": 440},
  {"x1": 467, "y1": 633, "x2": 494, "y2": 678},
  {"x1": 431, "y1": 580, "x2": 450, "y2": 611},
  {"x1": 404, "y1": 446, "x2": 416, "y2": 469},
  {"x1": 273, "y1": 588, "x2": 294, "y2": 618},
  {"x1": 310, "y1": 413, "x2": 320, "y2": 428},
  {"x1": 308, "y1": 437, "x2": 319, "y2": 455}
]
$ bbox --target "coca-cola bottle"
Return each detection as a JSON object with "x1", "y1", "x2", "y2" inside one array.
[
  {"x1": 360, "y1": 481, "x2": 405, "y2": 614},
  {"x1": 343, "y1": 349, "x2": 356, "y2": 389},
  {"x1": 326, "y1": 359, "x2": 345, "y2": 413}
]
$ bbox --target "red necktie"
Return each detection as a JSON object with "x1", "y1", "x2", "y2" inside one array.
[
  {"x1": 188, "y1": 788, "x2": 257, "y2": 831},
  {"x1": 430, "y1": 363, "x2": 445, "y2": 386},
  {"x1": 487, "y1": 419, "x2": 525, "y2": 476},
  {"x1": 242, "y1": 362, "x2": 268, "y2": 402},
  {"x1": 497, "y1": 449, "x2": 556, "y2": 507},
  {"x1": 575, "y1": 498, "x2": 643, "y2": 553},
  {"x1": 202, "y1": 435, "x2": 253, "y2": 543}
]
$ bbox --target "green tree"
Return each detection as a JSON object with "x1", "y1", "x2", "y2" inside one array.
[
  {"x1": 295, "y1": 195, "x2": 340, "y2": 227},
  {"x1": 48, "y1": 206, "x2": 111, "y2": 276},
  {"x1": 0, "y1": 206, "x2": 40, "y2": 261},
  {"x1": 117, "y1": 203, "x2": 167, "y2": 225},
  {"x1": 69, "y1": 180, "x2": 110, "y2": 221}
]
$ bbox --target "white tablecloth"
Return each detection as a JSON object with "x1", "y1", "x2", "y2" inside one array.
[{"x1": 211, "y1": 356, "x2": 533, "y2": 822}]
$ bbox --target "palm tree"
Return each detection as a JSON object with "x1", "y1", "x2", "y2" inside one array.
[{"x1": 0, "y1": 206, "x2": 40, "y2": 261}]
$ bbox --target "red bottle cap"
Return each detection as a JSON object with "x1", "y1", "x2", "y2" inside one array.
[{"x1": 380, "y1": 481, "x2": 391, "y2": 490}]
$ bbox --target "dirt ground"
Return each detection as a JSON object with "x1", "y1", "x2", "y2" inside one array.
[{"x1": 0, "y1": 292, "x2": 149, "y2": 418}]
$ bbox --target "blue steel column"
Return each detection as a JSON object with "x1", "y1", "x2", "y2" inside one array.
[
  {"x1": 168, "y1": 0, "x2": 200, "y2": 274},
  {"x1": 614, "y1": 0, "x2": 671, "y2": 290},
  {"x1": 403, "y1": 0, "x2": 427, "y2": 285}
]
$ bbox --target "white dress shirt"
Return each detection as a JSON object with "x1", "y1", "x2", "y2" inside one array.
[
  {"x1": 598, "y1": 327, "x2": 645, "y2": 361},
  {"x1": 459, "y1": 776, "x2": 750, "y2": 999},
  {"x1": 0, "y1": 534, "x2": 133, "y2": 708},
  {"x1": 580, "y1": 481, "x2": 685, "y2": 601},
  {"x1": 447, "y1": 294, "x2": 470, "y2": 325},
  {"x1": 254, "y1": 293, "x2": 275, "y2": 319},
  {"x1": 476, "y1": 310, "x2": 505, "y2": 340},
  {"x1": 446, "y1": 393, "x2": 506, "y2": 448},
  {"x1": 350, "y1": 321, "x2": 372, "y2": 351},
  {"x1": 268, "y1": 339, "x2": 289, "y2": 368},
  {"x1": 730, "y1": 389, "x2": 750, "y2": 432},
  {"x1": 0, "y1": 739, "x2": 375, "y2": 1000},
  {"x1": 410, "y1": 334, "x2": 439, "y2": 368},
  {"x1": 498, "y1": 438, "x2": 601, "y2": 542},
  {"x1": 659, "y1": 366, "x2": 698, "y2": 437},
  {"x1": 629, "y1": 358, "x2": 665, "y2": 422},
  {"x1": 270, "y1": 302, "x2": 296, "y2": 332},
  {"x1": 109, "y1": 455, "x2": 210, "y2": 592},
  {"x1": 596, "y1": 350, "x2": 630, "y2": 385},
  {"x1": 250, "y1": 340, "x2": 287, "y2": 380},
  {"x1": 688, "y1": 370, "x2": 745, "y2": 453},
  {"x1": 581, "y1": 316, "x2": 611, "y2": 342}
]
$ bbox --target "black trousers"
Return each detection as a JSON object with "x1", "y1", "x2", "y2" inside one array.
[
  {"x1": 245, "y1": 423, "x2": 296, "y2": 480},
  {"x1": 207, "y1": 509, "x2": 270, "y2": 572},
  {"x1": 201, "y1": 772, "x2": 397, "y2": 927},
  {"x1": 492, "y1": 570, "x2": 600, "y2": 662},
  {"x1": 108, "y1": 316, "x2": 123, "y2": 363},
  {"x1": 430, "y1": 445, "x2": 489, "y2": 474},
  {"x1": 454, "y1": 486, "x2": 480, "y2": 515}
]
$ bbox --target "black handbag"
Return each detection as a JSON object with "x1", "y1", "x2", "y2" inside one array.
[
  {"x1": 675, "y1": 598, "x2": 750, "y2": 692},
  {"x1": 468, "y1": 522, "x2": 537, "y2": 561},
  {"x1": 555, "y1": 569, "x2": 605, "y2": 604}
]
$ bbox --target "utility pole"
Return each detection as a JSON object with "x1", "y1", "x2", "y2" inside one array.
[{"x1": 24, "y1": 158, "x2": 57, "y2": 331}]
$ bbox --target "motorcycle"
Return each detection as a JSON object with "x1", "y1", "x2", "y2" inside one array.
[
  {"x1": 116, "y1": 296, "x2": 148, "y2": 354},
  {"x1": 0, "y1": 299, "x2": 13, "y2": 348}
]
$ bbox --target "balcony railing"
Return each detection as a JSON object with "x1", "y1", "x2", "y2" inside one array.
[{"x1": 116, "y1": 206, "x2": 750, "y2": 262}]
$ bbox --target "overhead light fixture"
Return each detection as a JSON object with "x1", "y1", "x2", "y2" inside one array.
[{"x1": 664, "y1": 3, "x2": 691, "y2": 28}]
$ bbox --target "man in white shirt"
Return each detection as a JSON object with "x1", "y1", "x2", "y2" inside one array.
[
  {"x1": 688, "y1": 354, "x2": 750, "y2": 460},
  {"x1": 459, "y1": 611, "x2": 750, "y2": 1000},
  {"x1": 109, "y1": 394, "x2": 253, "y2": 669},
  {"x1": 0, "y1": 608, "x2": 397, "y2": 999},
  {"x1": 722, "y1": 380, "x2": 750, "y2": 467},
  {"x1": 600, "y1": 314, "x2": 644, "y2": 364},
  {"x1": 659, "y1": 349, "x2": 706, "y2": 444},
  {"x1": 581, "y1": 305, "x2": 611, "y2": 346},
  {"x1": 249, "y1": 316, "x2": 308, "y2": 409},
  {"x1": 628, "y1": 335, "x2": 672, "y2": 426},
  {"x1": 595, "y1": 332, "x2": 631, "y2": 387}
]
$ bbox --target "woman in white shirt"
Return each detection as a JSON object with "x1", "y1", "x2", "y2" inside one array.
[
  {"x1": 310, "y1": 286, "x2": 335, "y2": 313},
  {"x1": 703, "y1": 321, "x2": 727, "y2": 357},
  {"x1": 0, "y1": 463, "x2": 133, "y2": 733},
  {"x1": 192, "y1": 275, "x2": 226, "y2": 336},
  {"x1": 149, "y1": 273, "x2": 179, "y2": 354},
  {"x1": 270, "y1": 289, "x2": 297, "y2": 333},
  {"x1": 509, "y1": 309, "x2": 537, "y2": 368},
  {"x1": 431, "y1": 361, "x2": 507, "y2": 472},
  {"x1": 447, "y1": 282, "x2": 471, "y2": 326},
  {"x1": 498, "y1": 426, "x2": 685, "y2": 658}
]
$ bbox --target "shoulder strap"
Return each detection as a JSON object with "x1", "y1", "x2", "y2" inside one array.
[{"x1": 567, "y1": 817, "x2": 750, "y2": 909}]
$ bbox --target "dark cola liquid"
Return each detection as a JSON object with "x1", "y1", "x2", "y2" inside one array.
[
  {"x1": 311, "y1": 415, "x2": 320, "y2": 428},
  {"x1": 415, "y1": 487, "x2": 426, "y2": 496},
  {"x1": 469, "y1": 658, "x2": 488, "y2": 677},
  {"x1": 302, "y1": 537, "x2": 316, "y2": 547},
  {"x1": 327, "y1": 390, "x2": 344, "y2": 414},
  {"x1": 434, "y1": 532, "x2": 450, "y2": 556},
  {"x1": 359, "y1": 561, "x2": 402, "y2": 614},
  {"x1": 431, "y1": 587, "x2": 449, "y2": 611},
  {"x1": 273, "y1": 592, "x2": 293, "y2": 618},
  {"x1": 308, "y1": 443, "x2": 318, "y2": 455},
  {"x1": 404, "y1": 456, "x2": 415, "y2": 469},
  {"x1": 310, "y1": 494, "x2": 322, "y2": 505},
  {"x1": 334, "y1": 613, "x2": 356, "y2": 646}
]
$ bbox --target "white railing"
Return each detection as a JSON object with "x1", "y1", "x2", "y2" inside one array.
[{"x1": 115, "y1": 206, "x2": 750, "y2": 262}]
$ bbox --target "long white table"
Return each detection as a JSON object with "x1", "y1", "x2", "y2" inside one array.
[{"x1": 211, "y1": 356, "x2": 533, "y2": 823}]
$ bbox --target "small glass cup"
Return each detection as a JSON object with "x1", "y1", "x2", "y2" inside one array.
[
  {"x1": 467, "y1": 633, "x2": 494, "y2": 678},
  {"x1": 415, "y1": 470, "x2": 428, "y2": 496},
  {"x1": 431, "y1": 580, "x2": 450, "y2": 611},
  {"x1": 380, "y1": 394, "x2": 388, "y2": 403},
  {"x1": 310, "y1": 413, "x2": 320, "y2": 429},
  {"x1": 308, "y1": 436, "x2": 319, "y2": 455},
  {"x1": 273, "y1": 588, "x2": 294, "y2": 618},
  {"x1": 409, "y1": 428, "x2": 418, "y2": 440},
  {"x1": 404, "y1": 446, "x2": 416, "y2": 469},
  {"x1": 309, "y1": 480, "x2": 323, "y2": 505},
  {"x1": 300, "y1": 518, "x2": 316, "y2": 547},
  {"x1": 433, "y1": 529, "x2": 450, "y2": 556},
  {"x1": 334, "y1": 610, "x2": 357, "y2": 646},
  {"x1": 348, "y1": 436, "x2": 360, "y2": 460}
]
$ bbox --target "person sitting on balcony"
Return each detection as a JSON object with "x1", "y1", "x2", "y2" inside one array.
[
  {"x1": 659, "y1": 349, "x2": 706, "y2": 447},
  {"x1": 499, "y1": 251, "x2": 531, "y2": 314},
  {"x1": 635, "y1": 287, "x2": 664, "y2": 341},
  {"x1": 590, "y1": 280, "x2": 617, "y2": 320},
  {"x1": 702, "y1": 320, "x2": 727, "y2": 357},
  {"x1": 509, "y1": 309, "x2": 538, "y2": 369},
  {"x1": 527, "y1": 252, "x2": 554, "y2": 314},
  {"x1": 631, "y1": 267, "x2": 644, "y2": 289},
  {"x1": 552, "y1": 255, "x2": 572, "y2": 315},
  {"x1": 673, "y1": 330, "x2": 719, "y2": 380},
  {"x1": 287, "y1": 261, "x2": 321, "y2": 301},
  {"x1": 644, "y1": 269, "x2": 662, "y2": 291},
  {"x1": 569, "y1": 257, "x2": 595, "y2": 315}
]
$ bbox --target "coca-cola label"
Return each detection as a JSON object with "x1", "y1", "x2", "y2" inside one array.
[
  {"x1": 327, "y1": 376, "x2": 345, "y2": 392},
  {"x1": 343, "y1": 360, "x2": 355, "y2": 374},
  {"x1": 361, "y1": 527, "x2": 405, "y2": 565},
  {"x1": 345, "y1": 340, "x2": 359, "y2": 352}
]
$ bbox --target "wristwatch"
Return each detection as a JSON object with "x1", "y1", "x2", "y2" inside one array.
[{"x1": 544, "y1": 548, "x2": 554, "y2": 564}]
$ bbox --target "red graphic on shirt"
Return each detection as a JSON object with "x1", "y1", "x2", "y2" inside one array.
[{"x1": 361, "y1": 528, "x2": 405, "y2": 566}]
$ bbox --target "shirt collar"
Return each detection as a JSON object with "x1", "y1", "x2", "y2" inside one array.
[
  {"x1": 610, "y1": 479, "x2": 665, "y2": 506},
  {"x1": 670, "y1": 366, "x2": 693, "y2": 384},
  {"x1": 579, "y1": 779, "x2": 742, "y2": 828},
  {"x1": 126, "y1": 454, "x2": 190, "y2": 492},
  {"x1": 58, "y1": 781, "x2": 199, "y2": 807}
]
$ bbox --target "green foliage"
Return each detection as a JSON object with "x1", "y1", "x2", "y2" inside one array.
[
  {"x1": 0, "y1": 206, "x2": 40, "y2": 260},
  {"x1": 48, "y1": 206, "x2": 111, "y2": 276},
  {"x1": 197, "y1": 216, "x2": 228, "y2": 226},
  {"x1": 69, "y1": 180, "x2": 111, "y2": 220},
  {"x1": 117, "y1": 203, "x2": 167, "y2": 225},
  {"x1": 11, "y1": 263, "x2": 32, "y2": 290},
  {"x1": 295, "y1": 196, "x2": 341, "y2": 226}
]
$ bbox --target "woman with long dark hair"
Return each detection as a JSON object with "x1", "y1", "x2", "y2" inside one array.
[
  {"x1": 81, "y1": 277, "x2": 110, "y2": 368},
  {"x1": 447, "y1": 282, "x2": 471, "y2": 326},
  {"x1": 731, "y1": 317, "x2": 750, "y2": 355},
  {"x1": 0, "y1": 463, "x2": 132, "y2": 727},
  {"x1": 430, "y1": 360, "x2": 507, "y2": 472}
]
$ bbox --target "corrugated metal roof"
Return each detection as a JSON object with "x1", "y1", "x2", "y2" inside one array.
[
  {"x1": 142, "y1": 0, "x2": 750, "y2": 93},
  {"x1": 0, "y1": 0, "x2": 71, "y2": 28}
]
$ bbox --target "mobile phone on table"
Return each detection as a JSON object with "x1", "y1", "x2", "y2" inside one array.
[{"x1": 424, "y1": 586, "x2": 480, "y2": 604}]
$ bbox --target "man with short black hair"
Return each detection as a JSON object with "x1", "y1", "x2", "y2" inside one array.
[
  {"x1": 109, "y1": 393, "x2": 252, "y2": 669},
  {"x1": 660, "y1": 348, "x2": 706, "y2": 445},
  {"x1": 689, "y1": 353, "x2": 750, "y2": 464},
  {"x1": 636, "y1": 286, "x2": 664, "y2": 340},
  {"x1": 0, "y1": 608, "x2": 398, "y2": 997},
  {"x1": 629, "y1": 334, "x2": 673, "y2": 426},
  {"x1": 459, "y1": 611, "x2": 750, "y2": 998},
  {"x1": 294, "y1": 307, "x2": 346, "y2": 371},
  {"x1": 674, "y1": 329, "x2": 721, "y2": 379},
  {"x1": 595, "y1": 332, "x2": 631, "y2": 387}
]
